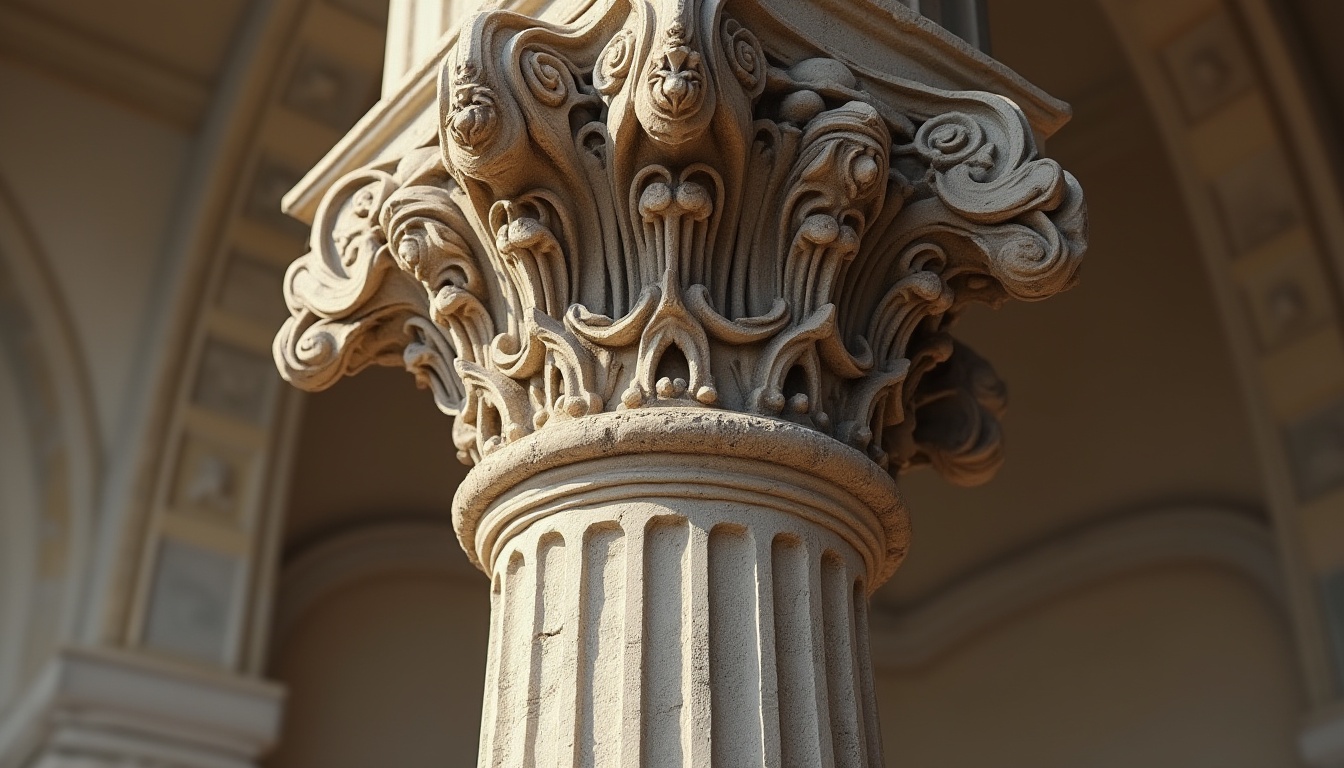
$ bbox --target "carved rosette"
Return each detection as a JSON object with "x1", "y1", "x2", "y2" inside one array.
[{"x1": 274, "y1": 0, "x2": 1086, "y2": 484}]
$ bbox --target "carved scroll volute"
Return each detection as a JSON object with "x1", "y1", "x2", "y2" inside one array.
[
  {"x1": 274, "y1": 148, "x2": 496, "y2": 427},
  {"x1": 892, "y1": 91, "x2": 1087, "y2": 304},
  {"x1": 275, "y1": 168, "x2": 426, "y2": 392}
]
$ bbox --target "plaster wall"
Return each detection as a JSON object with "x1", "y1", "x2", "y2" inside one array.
[
  {"x1": 892, "y1": 78, "x2": 1262, "y2": 602},
  {"x1": 0, "y1": 61, "x2": 190, "y2": 453},
  {"x1": 0, "y1": 343, "x2": 38, "y2": 712},
  {"x1": 283, "y1": 367, "x2": 468, "y2": 553},
  {"x1": 264, "y1": 570, "x2": 490, "y2": 768},
  {"x1": 877, "y1": 564, "x2": 1304, "y2": 767},
  {"x1": 886, "y1": 0, "x2": 1263, "y2": 605}
]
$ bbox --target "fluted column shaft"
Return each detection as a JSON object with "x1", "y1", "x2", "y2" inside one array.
[{"x1": 455, "y1": 410, "x2": 906, "y2": 768}]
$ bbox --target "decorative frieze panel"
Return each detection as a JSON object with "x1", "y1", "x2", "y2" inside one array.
[
  {"x1": 246, "y1": 158, "x2": 314, "y2": 240},
  {"x1": 275, "y1": 0, "x2": 1086, "y2": 486},
  {"x1": 1285, "y1": 397, "x2": 1344, "y2": 504},
  {"x1": 218, "y1": 252, "x2": 292, "y2": 327},
  {"x1": 193, "y1": 339, "x2": 280, "y2": 427},
  {"x1": 283, "y1": 46, "x2": 381, "y2": 132},
  {"x1": 1160, "y1": 11, "x2": 1254, "y2": 121},
  {"x1": 142, "y1": 539, "x2": 242, "y2": 665},
  {"x1": 1236, "y1": 234, "x2": 1333, "y2": 351},
  {"x1": 1212, "y1": 147, "x2": 1303, "y2": 256},
  {"x1": 169, "y1": 431, "x2": 258, "y2": 528}
]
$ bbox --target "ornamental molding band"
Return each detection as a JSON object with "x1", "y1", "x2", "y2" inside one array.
[{"x1": 273, "y1": 0, "x2": 1085, "y2": 764}]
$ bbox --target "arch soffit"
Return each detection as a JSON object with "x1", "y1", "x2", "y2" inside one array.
[
  {"x1": 75, "y1": 0, "x2": 305, "y2": 650},
  {"x1": 86, "y1": 0, "x2": 386, "y2": 674},
  {"x1": 0, "y1": 179, "x2": 101, "y2": 647},
  {"x1": 1097, "y1": 0, "x2": 1344, "y2": 705},
  {"x1": 869, "y1": 504, "x2": 1285, "y2": 671}
]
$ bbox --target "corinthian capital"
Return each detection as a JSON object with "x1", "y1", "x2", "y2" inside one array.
[{"x1": 275, "y1": 0, "x2": 1086, "y2": 485}]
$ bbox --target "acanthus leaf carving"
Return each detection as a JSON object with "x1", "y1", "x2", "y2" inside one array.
[{"x1": 274, "y1": 0, "x2": 1087, "y2": 487}]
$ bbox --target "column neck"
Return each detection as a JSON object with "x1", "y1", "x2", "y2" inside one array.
[
  {"x1": 454, "y1": 408, "x2": 909, "y2": 585},
  {"x1": 463, "y1": 409, "x2": 898, "y2": 768}
]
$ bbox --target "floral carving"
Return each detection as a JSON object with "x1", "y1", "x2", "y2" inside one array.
[
  {"x1": 647, "y1": 23, "x2": 705, "y2": 117},
  {"x1": 275, "y1": 0, "x2": 1087, "y2": 482}
]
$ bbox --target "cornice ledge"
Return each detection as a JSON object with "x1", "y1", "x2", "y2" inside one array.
[
  {"x1": 452, "y1": 408, "x2": 910, "y2": 583},
  {"x1": 0, "y1": 646, "x2": 282, "y2": 768},
  {"x1": 738, "y1": 0, "x2": 1071, "y2": 136},
  {"x1": 283, "y1": 0, "x2": 580, "y2": 225}
]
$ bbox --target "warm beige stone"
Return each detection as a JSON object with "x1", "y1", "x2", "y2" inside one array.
[{"x1": 273, "y1": 0, "x2": 1086, "y2": 763}]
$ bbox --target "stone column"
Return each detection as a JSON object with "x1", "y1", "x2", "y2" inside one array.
[
  {"x1": 458, "y1": 411, "x2": 900, "y2": 767},
  {"x1": 273, "y1": 0, "x2": 1086, "y2": 764}
]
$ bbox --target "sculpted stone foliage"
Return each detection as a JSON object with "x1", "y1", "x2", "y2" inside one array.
[{"x1": 274, "y1": 0, "x2": 1086, "y2": 483}]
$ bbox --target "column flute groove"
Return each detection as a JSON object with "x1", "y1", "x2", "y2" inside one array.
[
  {"x1": 754, "y1": 531, "x2": 784, "y2": 768},
  {"x1": 643, "y1": 516, "x2": 690, "y2": 768},
  {"x1": 578, "y1": 523, "x2": 626, "y2": 768},
  {"x1": 620, "y1": 523, "x2": 647, "y2": 768},
  {"x1": 707, "y1": 525, "x2": 764, "y2": 768}
]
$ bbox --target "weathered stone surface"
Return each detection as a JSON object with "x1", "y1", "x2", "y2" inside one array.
[
  {"x1": 457, "y1": 408, "x2": 902, "y2": 766},
  {"x1": 274, "y1": 0, "x2": 1086, "y2": 485}
]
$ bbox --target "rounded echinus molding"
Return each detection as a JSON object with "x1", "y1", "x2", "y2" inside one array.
[{"x1": 273, "y1": 0, "x2": 1087, "y2": 764}]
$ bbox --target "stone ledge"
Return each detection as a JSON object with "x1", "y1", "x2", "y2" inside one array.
[{"x1": 0, "y1": 646, "x2": 283, "y2": 768}]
